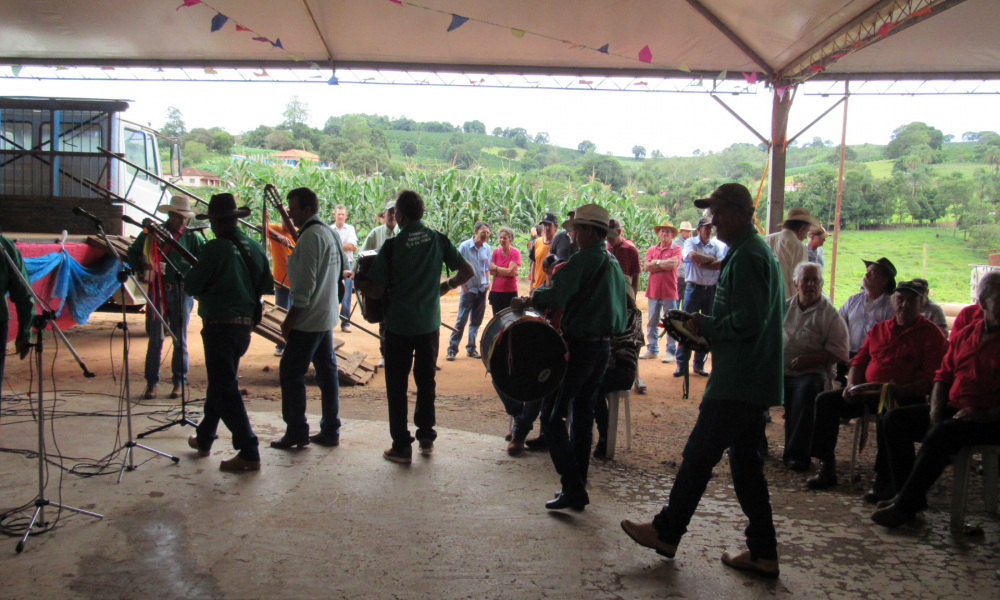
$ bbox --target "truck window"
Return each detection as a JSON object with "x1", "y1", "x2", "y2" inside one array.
[
  {"x1": 0, "y1": 121, "x2": 32, "y2": 150},
  {"x1": 146, "y1": 131, "x2": 158, "y2": 177},
  {"x1": 60, "y1": 123, "x2": 102, "y2": 153},
  {"x1": 124, "y1": 128, "x2": 148, "y2": 181}
]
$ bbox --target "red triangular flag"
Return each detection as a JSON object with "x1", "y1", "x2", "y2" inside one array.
[
  {"x1": 389, "y1": 0, "x2": 402, "y2": 4},
  {"x1": 177, "y1": 0, "x2": 201, "y2": 10},
  {"x1": 877, "y1": 21, "x2": 898, "y2": 36},
  {"x1": 911, "y1": 6, "x2": 932, "y2": 18},
  {"x1": 236, "y1": 25, "x2": 251, "y2": 32},
  {"x1": 742, "y1": 71, "x2": 757, "y2": 84},
  {"x1": 253, "y1": 36, "x2": 270, "y2": 43},
  {"x1": 638, "y1": 45, "x2": 652, "y2": 63}
]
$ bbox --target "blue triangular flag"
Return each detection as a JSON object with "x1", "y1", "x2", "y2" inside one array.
[
  {"x1": 598, "y1": 44, "x2": 609, "y2": 54},
  {"x1": 210, "y1": 13, "x2": 229, "y2": 32},
  {"x1": 271, "y1": 38, "x2": 283, "y2": 49},
  {"x1": 447, "y1": 14, "x2": 469, "y2": 32},
  {"x1": 328, "y1": 74, "x2": 339, "y2": 85}
]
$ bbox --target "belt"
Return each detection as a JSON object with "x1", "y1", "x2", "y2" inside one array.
[
  {"x1": 688, "y1": 283, "x2": 716, "y2": 289},
  {"x1": 162, "y1": 283, "x2": 180, "y2": 291},
  {"x1": 204, "y1": 317, "x2": 253, "y2": 326},
  {"x1": 563, "y1": 334, "x2": 610, "y2": 343}
]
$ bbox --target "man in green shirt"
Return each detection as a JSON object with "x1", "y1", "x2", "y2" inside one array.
[
  {"x1": 622, "y1": 183, "x2": 785, "y2": 578},
  {"x1": 0, "y1": 234, "x2": 34, "y2": 410},
  {"x1": 355, "y1": 191, "x2": 473, "y2": 464},
  {"x1": 511, "y1": 204, "x2": 628, "y2": 511},
  {"x1": 184, "y1": 193, "x2": 272, "y2": 472},
  {"x1": 127, "y1": 195, "x2": 203, "y2": 400}
]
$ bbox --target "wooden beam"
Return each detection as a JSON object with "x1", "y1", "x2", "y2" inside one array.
[
  {"x1": 684, "y1": 0, "x2": 774, "y2": 78},
  {"x1": 767, "y1": 87, "x2": 793, "y2": 233}
]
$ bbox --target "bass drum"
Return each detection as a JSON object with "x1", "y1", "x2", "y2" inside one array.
[
  {"x1": 352, "y1": 250, "x2": 383, "y2": 323},
  {"x1": 481, "y1": 307, "x2": 567, "y2": 404}
]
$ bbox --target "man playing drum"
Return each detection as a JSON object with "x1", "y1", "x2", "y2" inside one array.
[{"x1": 511, "y1": 204, "x2": 627, "y2": 511}]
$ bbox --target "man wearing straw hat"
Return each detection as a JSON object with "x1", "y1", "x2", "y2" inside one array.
[
  {"x1": 641, "y1": 219, "x2": 683, "y2": 363},
  {"x1": 511, "y1": 203, "x2": 627, "y2": 510},
  {"x1": 185, "y1": 193, "x2": 271, "y2": 472},
  {"x1": 127, "y1": 195, "x2": 204, "y2": 400},
  {"x1": 764, "y1": 207, "x2": 822, "y2": 301}
]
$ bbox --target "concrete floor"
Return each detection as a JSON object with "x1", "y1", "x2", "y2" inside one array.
[{"x1": 1, "y1": 397, "x2": 999, "y2": 599}]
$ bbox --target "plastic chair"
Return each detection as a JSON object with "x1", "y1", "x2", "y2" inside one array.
[
  {"x1": 849, "y1": 411, "x2": 879, "y2": 483},
  {"x1": 949, "y1": 445, "x2": 1000, "y2": 531},
  {"x1": 605, "y1": 390, "x2": 631, "y2": 460}
]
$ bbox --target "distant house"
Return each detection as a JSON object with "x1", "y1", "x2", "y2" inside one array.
[
  {"x1": 272, "y1": 149, "x2": 320, "y2": 167},
  {"x1": 785, "y1": 179, "x2": 802, "y2": 193},
  {"x1": 181, "y1": 168, "x2": 221, "y2": 187}
]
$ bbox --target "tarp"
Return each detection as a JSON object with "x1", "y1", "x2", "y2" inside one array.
[{"x1": 1, "y1": 0, "x2": 998, "y2": 81}]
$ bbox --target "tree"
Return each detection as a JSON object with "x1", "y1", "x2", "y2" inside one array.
[
  {"x1": 462, "y1": 120, "x2": 486, "y2": 134},
  {"x1": 399, "y1": 140, "x2": 417, "y2": 157},
  {"x1": 650, "y1": 149, "x2": 664, "y2": 159},
  {"x1": 369, "y1": 128, "x2": 391, "y2": 155},
  {"x1": 264, "y1": 130, "x2": 295, "y2": 150},
  {"x1": 577, "y1": 140, "x2": 596, "y2": 154},
  {"x1": 632, "y1": 145, "x2": 646, "y2": 159},
  {"x1": 985, "y1": 145, "x2": 1000, "y2": 175},
  {"x1": 578, "y1": 154, "x2": 627, "y2": 189},
  {"x1": 319, "y1": 137, "x2": 353, "y2": 163},
  {"x1": 943, "y1": 134, "x2": 955, "y2": 143},
  {"x1": 322, "y1": 116, "x2": 342, "y2": 136},
  {"x1": 391, "y1": 116, "x2": 417, "y2": 131},
  {"x1": 514, "y1": 133, "x2": 529, "y2": 149},
  {"x1": 162, "y1": 107, "x2": 186, "y2": 140},
  {"x1": 501, "y1": 148, "x2": 519, "y2": 159},
  {"x1": 824, "y1": 146, "x2": 857, "y2": 163},
  {"x1": 808, "y1": 136, "x2": 826, "y2": 149},
  {"x1": 423, "y1": 121, "x2": 456, "y2": 133},
  {"x1": 341, "y1": 115, "x2": 372, "y2": 145},
  {"x1": 282, "y1": 95, "x2": 310, "y2": 128},
  {"x1": 963, "y1": 131, "x2": 980, "y2": 142},
  {"x1": 504, "y1": 127, "x2": 527, "y2": 139},
  {"x1": 182, "y1": 141, "x2": 208, "y2": 166},
  {"x1": 241, "y1": 125, "x2": 274, "y2": 148},
  {"x1": 212, "y1": 130, "x2": 234, "y2": 155},
  {"x1": 492, "y1": 127, "x2": 504, "y2": 136},
  {"x1": 534, "y1": 132, "x2": 550, "y2": 145},
  {"x1": 886, "y1": 122, "x2": 945, "y2": 159}
]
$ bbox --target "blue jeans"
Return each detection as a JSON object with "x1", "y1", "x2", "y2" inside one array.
[
  {"x1": 781, "y1": 373, "x2": 825, "y2": 465},
  {"x1": 676, "y1": 284, "x2": 715, "y2": 369},
  {"x1": 279, "y1": 329, "x2": 341, "y2": 439},
  {"x1": 500, "y1": 393, "x2": 543, "y2": 440},
  {"x1": 646, "y1": 298, "x2": 677, "y2": 355},
  {"x1": 340, "y1": 260, "x2": 353, "y2": 326},
  {"x1": 144, "y1": 287, "x2": 193, "y2": 386},
  {"x1": 653, "y1": 398, "x2": 777, "y2": 560},
  {"x1": 384, "y1": 330, "x2": 439, "y2": 449},
  {"x1": 274, "y1": 286, "x2": 291, "y2": 352},
  {"x1": 542, "y1": 338, "x2": 610, "y2": 496},
  {"x1": 196, "y1": 324, "x2": 259, "y2": 461},
  {"x1": 449, "y1": 289, "x2": 486, "y2": 355}
]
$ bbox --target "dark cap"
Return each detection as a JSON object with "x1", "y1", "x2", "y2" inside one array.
[
  {"x1": 696, "y1": 216, "x2": 713, "y2": 229},
  {"x1": 196, "y1": 193, "x2": 251, "y2": 220},
  {"x1": 540, "y1": 212, "x2": 558, "y2": 225},
  {"x1": 909, "y1": 278, "x2": 930, "y2": 296},
  {"x1": 694, "y1": 183, "x2": 754, "y2": 211},
  {"x1": 863, "y1": 257, "x2": 897, "y2": 278},
  {"x1": 541, "y1": 254, "x2": 560, "y2": 270},
  {"x1": 894, "y1": 279, "x2": 925, "y2": 296}
]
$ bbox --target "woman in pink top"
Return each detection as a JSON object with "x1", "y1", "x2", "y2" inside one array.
[{"x1": 488, "y1": 227, "x2": 522, "y2": 316}]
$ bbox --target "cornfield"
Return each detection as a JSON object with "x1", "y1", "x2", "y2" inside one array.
[{"x1": 219, "y1": 159, "x2": 666, "y2": 254}]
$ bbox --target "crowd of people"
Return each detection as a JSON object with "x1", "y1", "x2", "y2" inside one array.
[{"x1": 2, "y1": 179, "x2": 998, "y2": 581}]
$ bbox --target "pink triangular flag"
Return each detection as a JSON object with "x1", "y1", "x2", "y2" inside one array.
[
  {"x1": 236, "y1": 24, "x2": 251, "y2": 32},
  {"x1": 776, "y1": 85, "x2": 790, "y2": 101},
  {"x1": 388, "y1": 0, "x2": 402, "y2": 4},
  {"x1": 638, "y1": 45, "x2": 652, "y2": 63},
  {"x1": 177, "y1": 0, "x2": 202, "y2": 10},
  {"x1": 252, "y1": 36, "x2": 270, "y2": 43},
  {"x1": 742, "y1": 71, "x2": 757, "y2": 84}
]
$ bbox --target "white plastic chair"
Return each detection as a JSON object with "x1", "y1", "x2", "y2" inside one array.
[
  {"x1": 849, "y1": 411, "x2": 878, "y2": 483},
  {"x1": 605, "y1": 390, "x2": 631, "y2": 459},
  {"x1": 949, "y1": 445, "x2": 1000, "y2": 531}
]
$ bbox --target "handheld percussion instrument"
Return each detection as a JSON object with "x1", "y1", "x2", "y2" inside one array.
[
  {"x1": 481, "y1": 307, "x2": 568, "y2": 404},
  {"x1": 661, "y1": 309, "x2": 711, "y2": 353},
  {"x1": 352, "y1": 250, "x2": 384, "y2": 324}
]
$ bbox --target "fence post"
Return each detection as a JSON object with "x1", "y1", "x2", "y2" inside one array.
[{"x1": 923, "y1": 244, "x2": 928, "y2": 278}]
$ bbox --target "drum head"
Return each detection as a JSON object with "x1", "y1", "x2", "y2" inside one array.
[
  {"x1": 488, "y1": 318, "x2": 567, "y2": 403},
  {"x1": 663, "y1": 310, "x2": 711, "y2": 353}
]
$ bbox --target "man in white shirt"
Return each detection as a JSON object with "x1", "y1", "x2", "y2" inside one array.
[
  {"x1": 272, "y1": 187, "x2": 347, "y2": 450},
  {"x1": 332, "y1": 204, "x2": 358, "y2": 333},
  {"x1": 763, "y1": 207, "x2": 821, "y2": 300}
]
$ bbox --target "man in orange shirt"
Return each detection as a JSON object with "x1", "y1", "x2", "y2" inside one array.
[
  {"x1": 530, "y1": 213, "x2": 557, "y2": 292},
  {"x1": 268, "y1": 221, "x2": 295, "y2": 356}
]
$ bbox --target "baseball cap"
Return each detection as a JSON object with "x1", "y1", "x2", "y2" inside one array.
[{"x1": 694, "y1": 183, "x2": 754, "y2": 212}]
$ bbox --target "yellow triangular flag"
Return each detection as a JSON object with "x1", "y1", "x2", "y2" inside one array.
[
  {"x1": 511, "y1": 28, "x2": 525, "y2": 39},
  {"x1": 679, "y1": 62, "x2": 690, "y2": 73}
]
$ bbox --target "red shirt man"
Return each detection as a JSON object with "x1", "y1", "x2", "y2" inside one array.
[
  {"x1": 851, "y1": 315, "x2": 948, "y2": 387},
  {"x1": 643, "y1": 221, "x2": 682, "y2": 301},
  {"x1": 607, "y1": 218, "x2": 640, "y2": 292}
]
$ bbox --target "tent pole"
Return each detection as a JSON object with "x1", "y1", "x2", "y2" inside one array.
[
  {"x1": 767, "y1": 86, "x2": 792, "y2": 233},
  {"x1": 829, "y1": 81, "x2": 850, "y2": 303}
]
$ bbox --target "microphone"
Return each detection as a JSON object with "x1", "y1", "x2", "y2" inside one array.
[{"x1": 72, "y1": 206, "x2": 104, "y2": 227}]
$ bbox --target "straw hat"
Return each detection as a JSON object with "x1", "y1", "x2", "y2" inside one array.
[
  {"x1": 810, "y1": 226, "x2": 830, "y2": 240},
  {"x1": 678, "y1": 221, "x2": 696, "y2": 232},
  {"x1": 156, "y1": 195, "x2": 196, "y2": 219},
  {"x1": 196, "y1": 193, "x2": 251, "y2": 220},
  {"x1": 562, "y1": 204, "x2": 611, "y2": 232},
  {"x1": 653, "y1": 219, "x2": 679, "y2": 236},
  {"x1": 777, "y1": 207, "x2": 822, "y2": 229}
]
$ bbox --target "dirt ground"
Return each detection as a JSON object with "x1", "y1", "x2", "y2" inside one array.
[{"x1": 2, "y1": 279, "x2": 991, "y2": 530}]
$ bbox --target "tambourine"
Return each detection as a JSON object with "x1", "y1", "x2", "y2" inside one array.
[{"x1": 661, "y1": 310, "x2": 711, "y2": 353}]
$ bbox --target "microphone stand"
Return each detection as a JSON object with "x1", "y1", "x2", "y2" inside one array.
[
  {"x1": 77, "y1": 210, "x2": 179, "y2": 482},
  {"x1": 135, "y1": 243, "x2": 198, "y2": 437},
  {"x1": 0, "y1": 230, "x2": 103, "y2": 553}
]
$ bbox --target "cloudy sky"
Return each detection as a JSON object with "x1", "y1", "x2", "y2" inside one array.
[{"x1": 10, "y1": 75, "x2": 999, "y2": 157}]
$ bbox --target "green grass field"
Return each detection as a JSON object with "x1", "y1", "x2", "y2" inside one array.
[{"x1": 826, "y1": 226, "x2": 985, "y2": 306}]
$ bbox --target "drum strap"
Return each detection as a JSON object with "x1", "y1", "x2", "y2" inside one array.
[{"x1": 559, "y1": 254, "x2": 609, "y2": 332}]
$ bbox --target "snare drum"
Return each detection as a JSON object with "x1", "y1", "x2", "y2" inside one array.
[
  {"x1": 480, "y1": 307, "x2": 567, "y2": 403},
  {"x1": 352, "y1": 250, "x2": 384, "y2": 323},
  {"x1": 662, "y1": 309, "x2": 711, "y2": 353}
]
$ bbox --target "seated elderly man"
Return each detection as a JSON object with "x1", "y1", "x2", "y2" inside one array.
[
  {"x1": 781, "y1": 262, "x2": 849, "y2": 472},
  {"x1": 911, "y1": 278, "x2": 948, "y2": 335},
  {"x1": 807, "y1": 280, "x2": 948, "y2": 503},
  {"x1": 873, "y1": 271, "x2": 1000, "y2": 528}
]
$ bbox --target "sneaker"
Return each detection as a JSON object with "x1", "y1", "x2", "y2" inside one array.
[
  {"x1": 384, "y1": 446, "x2": 412, "y2": 464},
  {"x1": 467, "y1": 349, "x2": 482, "y2": 359},
  {"x1": 661, "y1": 353, "x2": 676, "y2": 363},
  {"x1": 274, "y1": 348, "x2": 284, "y2": 357},
  {"x1": 446, "y1": 350, "x2": 456, "y2": 361},
  {"x1": 639, "y1": 350, "x2": 657, "y2": 360},
  {"x1": 377, "y1": 357, "x2": 385, "y2": 368},
  {"x1": 418, "y1": 439, "x2": 434, "y2": 455}
]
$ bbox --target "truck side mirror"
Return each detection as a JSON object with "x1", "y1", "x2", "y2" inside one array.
[{"x1": 170, "y1": 142, "x2": 182, "y2": 178}]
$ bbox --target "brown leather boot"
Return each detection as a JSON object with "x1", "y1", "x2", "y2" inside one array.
[{"x1": 806, "y1": 460, "x2": 838, "y2": 490}]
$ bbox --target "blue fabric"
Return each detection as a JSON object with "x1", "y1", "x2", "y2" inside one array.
[{"x1": 22, "y1": 251, "x2": 121, "y2": 324}]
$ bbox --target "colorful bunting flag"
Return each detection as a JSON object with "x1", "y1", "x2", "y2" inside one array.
[
  {"x1": 102, "y1": 66, "x2": 115, "y2": 71},
  {"x1": 597, "y1": 44, "x2": 609, "y2": 54},
  {"x1": 204, "y1": 67, "x2": 218, "y2": 74},
  {"x1": 210, "y1": 12, "x2": 229, "y2": 32},
  {"x1": 388, "y1": 0, "x2": 403, "y2": 4},
  {"x1": 829, "y1": 52, "x2": 846, "y2": 59},
  {"x1": 447, "y1": 14, "x2": 469, "y2": 32},
  {"x1": 911, "y1": 6, "x2": 932, "y2": 18},
  {"x1": 638, "y1": 45, "x2": 652, "y2": 63},
  {"x1": 252, "y1": 36, "x2": 270, "y2": 43},
  {"x1": 579, "y1": 80, "x2": 593, "y2": 85},
  {"x1": 776, "y1": 85, "x2": 790, "y2": 101},
  {"x1": 271, "y1": 38, "x2": 283, "y2": 49},
  {"x1": 254, "y1": 69, "x2": 269, "y2": 77},
  {"x1": 877, "y1": 21, "x2": 898, "y2": 36},
  {"x1": 678, "y1": 62, "x2": 690, "y2": 73},
  {"x1": 808, "y1": 64, "x2": 823, "y2": 72},
  {"x1": 236, "y1": 24, "x2": 251, "y2": 32},
  {"x1": 742, "y1": 71, "x2": 757, "y2": 84},
  {"x1": 718, "y1": 69, "x2": 728, "y2": 80},
  {"x1": 55, "y1": 66, "x2": 68, "y2": 71},
  {"x1": 177, "y1": 0, "x2": 202, "y2": 10},
  {"x1": 328, "y1": 74, "x2": 340, "y2": 85},
  {"x1": 11, "y1": 65, "x2": 21, "y2": 77},
  {"x1": 510, "y1": 28, "x2": 525, "y2": 38}
]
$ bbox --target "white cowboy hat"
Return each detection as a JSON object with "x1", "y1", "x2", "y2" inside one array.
[
  {"x1": 157, "y1": 195, "x2": 196, "y2": 219},
  {"x1": 562, "y1": 203, "x2": 611, "y2": 232},
  {"x1": 777, "y1": 207, "x2": 822, "y2": 229}
]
